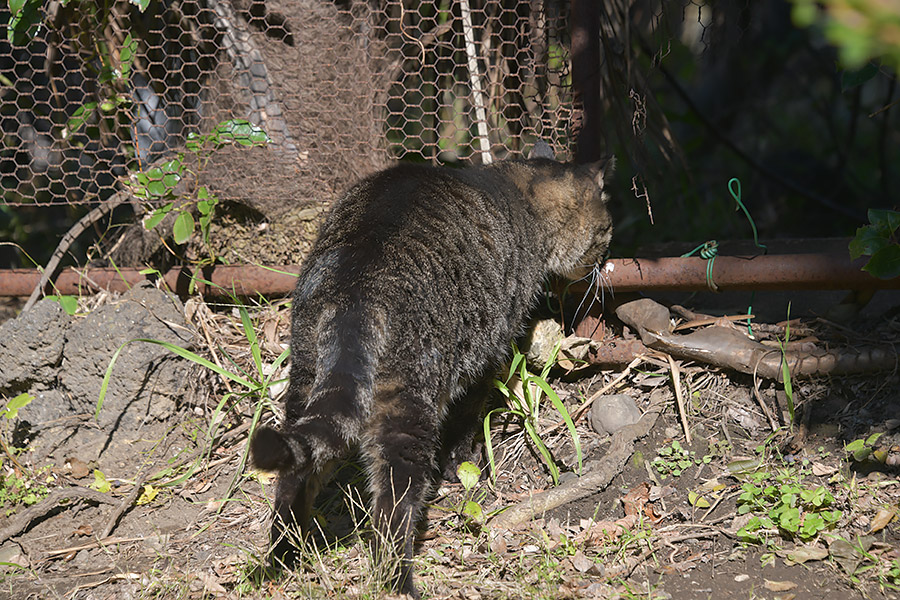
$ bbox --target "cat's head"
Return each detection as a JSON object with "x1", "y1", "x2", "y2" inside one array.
[
  {"x1": 516, "y1": 147, "x2": 615, "y2": 280},
  {"x1": 562, "y1": 156, "x2": 615, "y2": 280}
]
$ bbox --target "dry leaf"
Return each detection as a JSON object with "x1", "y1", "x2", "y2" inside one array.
[
  {"x1": 72, "y1": 524, "x2": 93, "y2": 536},
  {"x1": 869, "y1": 507, "x2": 897, "y2": 534},
  {"x1": 196, "y1": 571, "x2": 226, "y2": 594},
  {"x1": 570, "y1": 550, "x2": 593, "y2": 573},
  {"x1": 764, "y1": 579, "x2": 797, "y2": 592},
  {"x1": 621, "y1": 482, "x2": 651, "y2": 517},
  {"x1": 66, "y1": 457, "x2": 90, "y2": 479},
  {"x1": 811, "y1": 462, "x2": 837, "y2": 477},
  {"x1": 781, "y1": 545, "x2": 828, "y2": 565},
  {"x1": 489, "y1": 536, "x2": 507, "y2": 556}
]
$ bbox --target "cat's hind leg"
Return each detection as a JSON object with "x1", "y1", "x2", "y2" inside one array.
[{"x1": 364, "y1": 381, "x2": 439, "y2": 599}]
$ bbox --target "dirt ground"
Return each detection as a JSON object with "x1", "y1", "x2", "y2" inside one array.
[{"x1": 0, "y1": 288, "x2": 899, "y2": 600}]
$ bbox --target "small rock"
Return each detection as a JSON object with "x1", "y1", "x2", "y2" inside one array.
[
  {"x1": 559, "y1": 471, "x2": 578, "y2": 484},
  {"x1": 0, "y1": 543, "x2": 27, "y2": 570},
  {"x1": 590, "y1": 394, "x2": 641, "y2": 436},
  {"x1": 734, "y1": 574, "x2": 750, "y2": 583},
  {"x1": 523, "y1": 319, "x2": 564, "y2": 370}
]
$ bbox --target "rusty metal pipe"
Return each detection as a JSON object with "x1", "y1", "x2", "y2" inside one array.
[
  {"x1": 579, "y1": 253, "x2": 896, "y2": 293},
  {"x1": 0, "y1": 253, "x2": 895, "y2": 298}
]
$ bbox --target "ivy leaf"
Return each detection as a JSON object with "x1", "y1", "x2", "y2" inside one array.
[
  {"x1": 862, "y1": 244, "x2": 900, "y2": 280},
  {"x1": 66, "y1": 102, "x2": 98, "y2": 136},
  {"x1": 172, "y1": 211, "x2": 195, "y2": 244},
  {"x1": 46, "y1": 294, "x2": 78, "y2": 315},
  {"x1": 841, "y1": 63, "x2": 879, "y2": 92},
  {"x1": 119, "y1": 33, "x2": 137, "y2": 78},
  {"x1": 7, "y1": 0, "x2": 42, "y2": 46},
  {"x1": 867, "y1": 209, "x2": 900, "y2": 235},
  {"x1": 462, "y1": 500, "x2": 484, "y2": 524},
  {"x1": 136, "y1": 484, "x2": 159, "y2": 505},
  {"x1": 212, "y1": 119, "x2": 270, "y2": 147},
  {"x1": 849, "y1": 226, "x2": 889, "y2": 259},
  {"x1": 688, "y1": 490, "x2": 710, "y2": 508},
  {"x1": 143, "y1": 202, "x2": 173, "y2": 230},
  {"x1": 90, "y1": 470, "x2": 111, "y2": 493}
]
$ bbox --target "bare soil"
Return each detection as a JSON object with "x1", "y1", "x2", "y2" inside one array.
[{"x1": 0, "y1": 291, "x2": 899, "y2": 600}]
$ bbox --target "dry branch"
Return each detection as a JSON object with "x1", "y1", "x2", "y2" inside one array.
[
  {"x1": 100, "y1": 469, "x2": 147, "y2": 539},
  {"x1": 23, "y1": 189, "x2": 134, "y2": 312},
  {"x1": 491, "y1": 398, "x2": 663, "y2": 530},
  {"x1": 0, "y1": 487, "x2": 117, "y2": 544}
]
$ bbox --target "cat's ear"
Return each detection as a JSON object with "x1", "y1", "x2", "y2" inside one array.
[
  {"x1": 583, "y1": 156, "x2": 616, "y2": 187},
  {"x1": 530, "y1": 140, "x2": 555, "y2": 160}
]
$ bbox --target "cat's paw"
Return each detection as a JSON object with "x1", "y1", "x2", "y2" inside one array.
[{"x1": 250, "y1": 427, "x2": 294, "y2": 471}]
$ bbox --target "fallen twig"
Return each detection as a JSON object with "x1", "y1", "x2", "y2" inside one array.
[
  {"x1": 100, "y1": 469, "x2": 147, "y2": 538},
  {"x1": 492, "y1": 398, "x2": 664, "y2": 529},
  {"x1": 751, "y1": 353, "x2": 780, "y2": 431},
  {"x1": 542, "y1": 356, "x2": 644, "y2": 436},
  {"x1": 666, "y1": 354, "x2": 691, "y2": 444},
  {"x1": 23, "y1": 190, "x2": 134, "y2": 312},
  {"x1": 44, "y1": 536, "x2": 146, "y2": 558},
  {"x1": 0, "y1": 487, "x2": 117, "y2": 544}
]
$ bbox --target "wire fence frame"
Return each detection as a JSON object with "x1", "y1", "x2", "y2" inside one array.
[{"x1": 1, "y1": 0, "x2": 596, "y2": 208}]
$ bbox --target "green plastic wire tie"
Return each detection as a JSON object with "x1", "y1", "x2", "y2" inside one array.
[
  {"x1": 728, "y1": 177, "x2": 767, "y2": 336},
  {"x1": 728, "y1": 178, "x2": 767, "y2": 255},
  {"x1": 682, "y1": 240, "x2": 720, "y2": 292}
]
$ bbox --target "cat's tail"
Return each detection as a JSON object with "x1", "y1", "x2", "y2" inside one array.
[{"x1": 250, "y1": 303, "x2": 386, "y2": 474}]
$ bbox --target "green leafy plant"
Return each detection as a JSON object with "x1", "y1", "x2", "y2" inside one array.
[
  {"x1": 0, "y1": 466, "x2": 50, "y2": 516},
  {"x1": 0, "y1": 393, "x2": 51, "y2": 515},
  {"x1": 735, "y1": 469, "x2": 842, "y2": 545},
  {"x1": 484, "y1": 342, "x2": 581, "y2": 485},
  {"x1": 44, "y1": 294, "x2": 79, "y2": 315},
  {"x1": 455, "y1": 461, "x2": 486, "y2": 527},
  {"x1": 849, "y1": 209, "x2": 900, "y2": 280},
  {"x1": 845, "y1": 433, "x2": 885, "y2": 463},
  {"x1": 791, "y1": 0, "x2": 900, "y2": 71},
  {"x1": 135, "y1": 119, "x2": 270, "y2": 266},
  {"x1": 651, "y1": 440, "x2": 711, "y2": 479}
]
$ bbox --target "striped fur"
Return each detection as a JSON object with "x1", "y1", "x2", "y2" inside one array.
[{"x1": 250, "y1": 152, "x2": 613, "y2": 597}]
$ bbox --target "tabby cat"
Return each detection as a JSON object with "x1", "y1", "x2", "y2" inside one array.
[{"x1": 250, "y1": 144, "x2": 614, "y2": 597}]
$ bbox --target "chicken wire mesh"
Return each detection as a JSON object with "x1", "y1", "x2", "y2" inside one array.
[
  {"x1": 1, "y1": 0, "x2": 584, "y2": 209},
  {"x1": 0, "y1": 0, "x2": 737, "y2": 208}
]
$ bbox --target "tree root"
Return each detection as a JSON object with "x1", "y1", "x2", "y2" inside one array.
[
  {"x1": 0, "y1": 487, "x2": 117, "y2": 544},
  {"x1": 491, "y1": 398, "x2": 664, "y2": 530},
  {"x1": 614, "y1": 298, "x2": 899, "y2": 380}
]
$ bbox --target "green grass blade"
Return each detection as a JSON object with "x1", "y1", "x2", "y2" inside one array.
[
  {"x1": 780, "y1": 302, "x2": 795, "y2": 424},
  {"x1": 506, "y1": 347, "x2": 524, "y2": 383},
  {"x1": 96, "y1": 338, "x2": 255, "y2": 419},
  {"x1": 523, "y1": 418, "x2": 559, "y2": 485},
  {"x1": 204, "y1": 391, "x2": 238, "y2": 464},
  {"x1": 493, "y1": 379, "x2": 512, "y2": 399},
  {"x1": 95, "y1": 342, "x2": 129, "y2": 419},
  {"x1": 483, "y1": 408, "x2": 503, "y2": 485},
  {"x1": 540, "y1": 340, "x2": 562, "y2": 379},
  {"x1": 221, "y1": 389, "x2": 270, "y2": 512},
  {"x1": 531, "y1": 376, "x2": 582, "y2": 474},
  {"x1": 239, "y1": 304, "x2": 264, "y2": 377}
]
